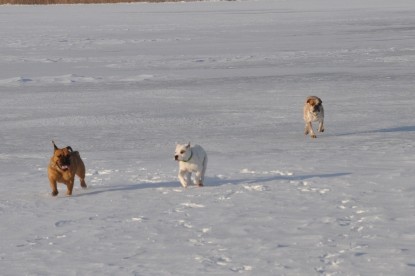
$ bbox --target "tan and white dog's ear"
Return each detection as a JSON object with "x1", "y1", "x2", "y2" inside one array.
[{"x1": 307, "y1": 98, "x2": 318, "y2": 106}]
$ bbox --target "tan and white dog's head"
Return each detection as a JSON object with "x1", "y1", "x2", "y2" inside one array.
[
  {"x1": 174, "y1": 142, "x2": 191, "y2": 162},
  {"x1": 52, "y1": 141, "x2": 73, "y2": 171},
  {"x1": 304, "y1": 96, "x2": 325, "y2": 138},
  {"x1": 306, "y1": 96, "x2": 323, "y2": 115}
]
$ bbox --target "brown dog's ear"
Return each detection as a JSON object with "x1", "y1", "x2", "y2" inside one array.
[
  {"x1": 52, "y1": 141, "x2": 58, "y2": 151},
  {"x1": 66, "y1": 146, "x2": 73, "y2": 152}
]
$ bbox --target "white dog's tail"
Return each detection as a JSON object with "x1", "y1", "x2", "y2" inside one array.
[{"x1": 201, "y1": 155, "x2": 208, "y2": 182}]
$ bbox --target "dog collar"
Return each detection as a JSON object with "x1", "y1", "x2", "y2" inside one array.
[{"x1": 182, "y1": 150, "x2": 193, "y2": 162}]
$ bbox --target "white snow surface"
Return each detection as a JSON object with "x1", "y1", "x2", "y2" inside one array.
[{"x1": 1, "y1": 0, "x2": 415, "y2": 275}]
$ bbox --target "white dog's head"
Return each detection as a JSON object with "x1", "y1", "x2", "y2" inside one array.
[{"x1": 174, "y1": 143, "x2": 191, "y2": 162}]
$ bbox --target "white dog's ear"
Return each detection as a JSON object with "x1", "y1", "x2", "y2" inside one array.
[{"x1": 186, "y1": 142, "x2": 191, "y2": 148}]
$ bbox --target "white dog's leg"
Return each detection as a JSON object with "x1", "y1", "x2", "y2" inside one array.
[
  {"x1": 178, "y1": 170, "x2": 189, "y2": 188},
  {"x1": 194, "y1": 171, "x2": 203, "y2": 186}
]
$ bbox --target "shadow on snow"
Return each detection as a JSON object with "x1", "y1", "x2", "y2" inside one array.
[
  {"x1": 75, "y1": 172, "x2": 351, "y2": 197},
  {"x1": 208, "y1": 172, "x2": 351, "y2": 187},
  {"x1": 336, "y1": 125, "x2": 415, "y2": 136}
]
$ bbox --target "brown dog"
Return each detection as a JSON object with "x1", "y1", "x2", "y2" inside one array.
[
  {"x1": 48, "y1": 141, "x2": 87, "y2": 196},
  {"x1": 303, "y1": 96, "x2": 325, "y2": 138}
]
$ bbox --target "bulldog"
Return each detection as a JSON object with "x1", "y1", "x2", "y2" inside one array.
[
  {"x1": 48, "y1": 141, "x2": 86, "y2": 196},
  {"x1": 304, "y1": 96, "x2": 325, "y2": 138},
  {"x1": 174, "y1": 143, "x2": 208, "y2": 188}
]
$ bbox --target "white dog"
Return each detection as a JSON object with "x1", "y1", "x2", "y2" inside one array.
[
  {"x1": 303, "y1": 96, "x2": 325, "y2": 138},
  {"x1": 174, "y1": 143, "x2": 208, "y2": 188}
]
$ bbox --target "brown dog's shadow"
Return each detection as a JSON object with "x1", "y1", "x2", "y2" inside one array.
[
  {"x1": 75, "y1": 172, "x2": 351, "y2": 197},
  {"x1": 74, "y1": 181, "x2": 178, "y2": 197}
]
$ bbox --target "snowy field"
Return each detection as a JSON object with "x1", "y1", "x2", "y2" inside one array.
[{"x1": 1, "y1": 0, "x2": 415, "y2": 275}]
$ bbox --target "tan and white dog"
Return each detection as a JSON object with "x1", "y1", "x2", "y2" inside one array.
[
  {"x1": 174, "y1": 143, "x2": 208, "y2": 188},
  {"x1": 303, "y1": 96, "x2": 325, "y2": 138}
]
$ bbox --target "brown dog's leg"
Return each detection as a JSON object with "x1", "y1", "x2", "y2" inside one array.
[
  {"x1": 77, "y1": 158, "x2": 87, "y2": 189},
  {"x1": 80, "y1": 178, "x2": 87, "y2": 189},
  {"x1": 66, "y1": 179, "x2": 74, "y2": 196},
  {"x1": 49, "y1": 179, "x2": 58, "y2": 196}
]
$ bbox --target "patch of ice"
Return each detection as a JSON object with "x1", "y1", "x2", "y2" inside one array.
[
  {"x1": 119, "y1": 74, "x2": 154, "y2": 82},
  {"x1": 180, "y1": 202, "x2": 205, "y2": 208},
  {"x1": 243, "y1": 185, "x2": 269, "y2": 192}
]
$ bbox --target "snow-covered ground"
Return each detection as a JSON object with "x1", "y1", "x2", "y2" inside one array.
[{"x1": 1, "y1": 0, "x2": 415, "y2": 275}]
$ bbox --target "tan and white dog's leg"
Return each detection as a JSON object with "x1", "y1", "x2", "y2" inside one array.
[
  {"x1": 318, "y1": 120, "x2": 325, "y2": 133},
  {"x1": 304, "y1": 122, "x2": 310, "y2": 135},
  {"x1": 305, "y1": 121, "x2": 317, "y2": 138}
]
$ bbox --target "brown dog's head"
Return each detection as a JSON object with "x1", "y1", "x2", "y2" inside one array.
[
  {"x1": 52, "y1": 141, "x2": 73, "y2": 171},
  {"x1": 307, "y1": 96, "x2": 323, "y2": 114}
]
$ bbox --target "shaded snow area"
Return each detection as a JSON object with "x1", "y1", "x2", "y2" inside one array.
[{"x1": 1, "y1": 0, "x2": 415, "y2": 275}]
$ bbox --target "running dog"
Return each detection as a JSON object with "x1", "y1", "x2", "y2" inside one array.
[
  {"x1": 48, "y1": 141, "x2": 87, "y2": 196},
  {"x1": 174, "y1": 143, "x2": 208, "y2": 188},
  {"x1": 303, "y1": 96, "x2": 325, "y2": 138}
]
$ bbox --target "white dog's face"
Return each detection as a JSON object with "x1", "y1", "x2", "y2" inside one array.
[{"x1": 174, "y1": 143, "x2": 191, "y2": 161}]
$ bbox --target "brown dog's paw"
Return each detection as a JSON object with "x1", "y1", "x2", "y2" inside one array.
[
  {"x1": 311, "y1": 134, "x2": 317, "y2": 138},
  {"x1": 51, "y1": 191, "x2": 58, "y2": 196},
  {"x1": 81, "y1": 180, "x2": 87, "y2": 189}
]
